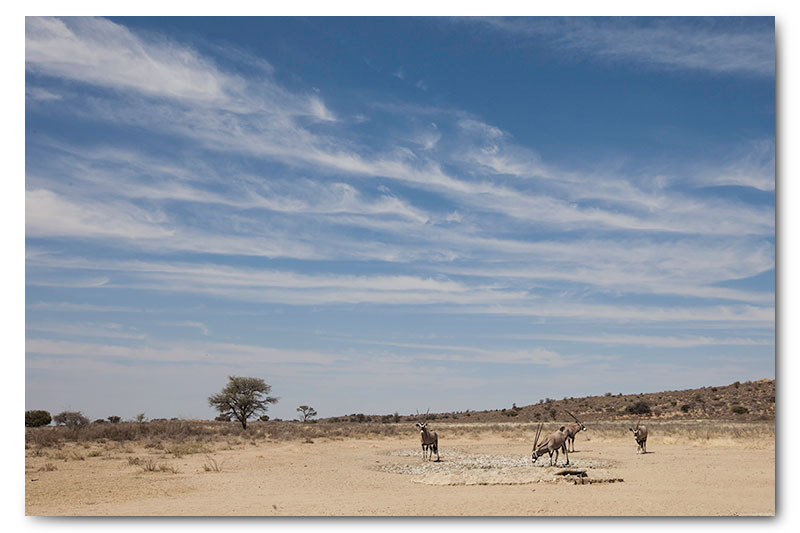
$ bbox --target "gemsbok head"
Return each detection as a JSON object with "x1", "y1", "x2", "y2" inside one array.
[
  {"x1": 564, "y1": 410, "x2": 587, "y2": 452},
  {"x1": 629, "y1": 420, "x2": 648, "y2": 454},
  {"x1": 415, "y1": 409, "x2": 439, "y2": 462},
  {"x1": 531, "y1": 422, "x2": 570, "y2": 466}
]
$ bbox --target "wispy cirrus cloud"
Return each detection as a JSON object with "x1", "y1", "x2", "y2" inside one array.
[
  {"x1": 25, "y1": 338, "x2": 343, "y2": 366},
  {"x1": 162, "y1": 321, "x2": 210, "y2": 336},
  {"x1": 24, "y1": 17, "x2": 774, "y2": 419},
  {"x1": 25, "y1": 16, "x2": 333, "y2": 119},
  {"x1": 25, "y1": 253, "x2": 774, "y2": 327},
  {"x1": 26, "y1": 188, "x2": 174, "y2": 240},
  {"x1": 25, "y1": 322, "x2": 146, "y2": 340},
  {"x1": 473, "y1": 17, "x2": 774, "y2": 77},
  {"x1": 502, "y1": 333, "x2": 773, "y2": 348},
  {"x1": 693, "y1": 139, "x2": 775, "y2": 192},
  {"x1": 26, "y1": 17, "x2": 230, "y2": 104},
  {"x1": 26, "y1": 16, "x2": 773, "y2": 247}
]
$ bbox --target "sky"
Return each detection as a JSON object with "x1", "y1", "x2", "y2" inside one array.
[{"x1": 24, "y1": 16, "x2": 775, "y2": 422}]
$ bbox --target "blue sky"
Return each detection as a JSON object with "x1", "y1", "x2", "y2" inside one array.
[{"x1": 24, "y1": 16, "x2": 775, "y2": 422}]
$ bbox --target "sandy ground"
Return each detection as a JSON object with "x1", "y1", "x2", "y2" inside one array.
[{"x1": 25, "y1": 435, "x2": 774, "y2": 516}]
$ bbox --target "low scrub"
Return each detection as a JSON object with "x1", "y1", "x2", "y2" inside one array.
[{"x1": 203, "y1": 455, "x2": 222, "y2": 472}]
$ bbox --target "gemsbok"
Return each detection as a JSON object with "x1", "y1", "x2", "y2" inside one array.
[
  {"x1": 531, "y1": 423, "x2": 570, "y2": 466},
  {"x1": 415, "y1": 409, "x2": 439, "y2": 462},
  {"x1": 564, "y1": 410, "x2": 586, "y2": 452},
  {"x1": 629, "y1": 421, "x2": 648, "y2": 454}
]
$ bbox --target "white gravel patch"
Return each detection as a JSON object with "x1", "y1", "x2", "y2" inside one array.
[{"x1": 378, "y1": 449, "x2": 615, "y2": 486}]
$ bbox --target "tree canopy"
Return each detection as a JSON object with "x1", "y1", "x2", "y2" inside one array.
[
  {"x1": 26, "y1": 410, "x2": 52, "y2": 427},
  {"x1": 208, "y1": 376, "x2": 278, "y2": 429},
  {"x1": 53, "y1": 410, "x2": 89, "y2": 428},
  {"x1": 296, "y1": 405, "x2": 317, "y2": 422}
]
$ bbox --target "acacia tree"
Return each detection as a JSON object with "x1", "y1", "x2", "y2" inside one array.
[
  {"x1": 208, "y1": 376, "x2": 278, "y2": 430},
  {"x1": 296, "y1": 405, "x2": 317, "y2": 422},
  {"x1": 53, "y1": 410, "x2": 89, "y2": 428}
]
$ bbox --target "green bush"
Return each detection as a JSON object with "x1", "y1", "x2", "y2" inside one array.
[
  {"x1": 26, "y1": 410, "x2": 52, "y2": 427},
  {"x1": 731, "y1": 405, "x2": 749, "y2": 415},
  {"x1": 625, "y1": 401, "x2": 652, "y2": 415}
]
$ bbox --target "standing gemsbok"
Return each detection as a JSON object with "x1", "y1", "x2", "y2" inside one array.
[
  {"x1": 531, "y1": 423, "x2": 570, "y2": 466},
  {"x1": 415, "y1": 409, "x2": 440, "y2": 462},
  {"x1": 629, "y1": 420, "x2": 648, "y2": 454},
  {"x1": 564, "y1": 411, "x2": 586, "y2": 452}
]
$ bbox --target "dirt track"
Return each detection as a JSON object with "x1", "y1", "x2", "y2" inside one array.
[{"x1": 25, "y1": 436, "x2": 774, "y2": 516}]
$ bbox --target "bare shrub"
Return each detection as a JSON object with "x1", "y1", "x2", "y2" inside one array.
[
  {"x1": 158, "y1": 463, "x2": 180, "y2": 474},
  {"x1": 140, "y1": 458, "x2": 158, "y2": 472}
]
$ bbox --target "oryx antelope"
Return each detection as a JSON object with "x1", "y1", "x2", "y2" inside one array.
[
  {"x1": 415, "y1": 409, "x2": 439, "y2": 462},
  {"x1": 531, "y1": 423, "x2": 570, "y2": 466},
  {"x1": 564, "y1": 411, "x2": 586, "y2": 452},
  {"x1": 629, "y1": 421, "x2": 648, "y2": 454}
]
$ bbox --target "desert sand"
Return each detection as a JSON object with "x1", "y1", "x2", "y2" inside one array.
[{"x1": 25, "y1": 432, "x2": 774, "y2": 516}]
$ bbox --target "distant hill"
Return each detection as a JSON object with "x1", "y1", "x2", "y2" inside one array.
[{"x1": 323, "y1": 379, "x2": 775, "y2": 424}]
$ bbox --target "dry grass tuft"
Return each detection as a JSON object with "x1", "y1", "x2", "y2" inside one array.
[
  {"x1": 140, "y1": 458, "x2": 158, "y2": 472},
  {"x1": 202, "y1": 455, "x2": 222, "y2": 472}
]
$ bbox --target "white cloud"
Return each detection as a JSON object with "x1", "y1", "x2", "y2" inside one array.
[
  {"x1": 162, "y1": 321, "x2": 210, "y2": 336},
  {"x1": 694, "y1": 139, "x2": 775, "y2": 191},
  {"x1": 29, "y1": 30, "x2": 771, "y2": 241},
  {"x1": 25, "y1": 252, "x2": 774, "y2": 327},
  {"x1": 26, "y1": 338, "x2": 342, "y2": 366},
  {"x1": 25, "y1": 16, "x2": 333, "y2": 122},
  {"x1": 24, "y1": 17, "x2": 774, "y2": 343},
  {"x1": 476, "y1": 17, "x2": 774, "y2": 77},
  {"x1": 309, "y1": 96, "x2": 337, "y2": 122},
  {"x1": 26, "y1": 188, "x2": 174, "y2": 240},
  {"x1": 455, "y1": 301, "x2": 773, "y2": 325},
  {"x1": 25, "y1": 322, "x2": 146, "y2": 340},
  {"x1": 26, "y1": 17, "x2": 229, "y2": 104},
  {"x1": 504, "y1": 333, "x2": 773, "y2": 348},
  {"x1": 26, "y1": 254, "x2": 525, "y2": 307},
  {"x1": 25, "y1": 87, "x2": 62, "y2": 101}
]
